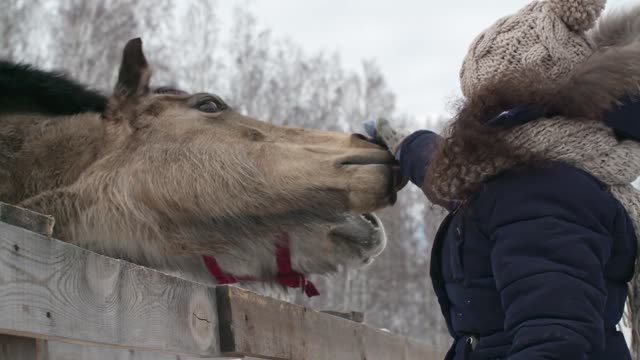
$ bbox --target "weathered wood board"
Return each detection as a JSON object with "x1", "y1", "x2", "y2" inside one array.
[
  {"x1": 0, "y1": 202, "x2": 444, "y2": 360},
  {"x1": 0, "y1": 221, "x2": 220, "y2": 357},
  {"x1": 320, "y1": 310, "x2": 364, "y2": 323},
  {"x1": 42, "y1": 340, "x2": 242, "y2": 360},
  {"x1": 0, "y1": 203, "x2": 54, "y2": 237},
  {"x1": 217, "y1": 286, "x2": 442, "y2": 360}
]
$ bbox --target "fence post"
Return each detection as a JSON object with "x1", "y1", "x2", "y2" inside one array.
[{"x1": 0, "y1": 203, "x2": 55, "y2": 360}]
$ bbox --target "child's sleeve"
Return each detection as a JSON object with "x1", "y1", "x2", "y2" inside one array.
[
  {"x1": 396, "y1": 130, "x2": 439, "y2": 187},
  {"x1": 397, "y1": 130, "x2": 456, "y2": 210}
]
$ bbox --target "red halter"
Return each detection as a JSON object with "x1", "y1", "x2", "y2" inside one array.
[{"x1": 202, "y1": 233, "x2": 320, "y2": 297}]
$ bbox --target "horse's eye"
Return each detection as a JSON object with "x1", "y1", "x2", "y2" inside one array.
[{"x1": 198, "y1": 100, "x2": 220, "y2": 113}]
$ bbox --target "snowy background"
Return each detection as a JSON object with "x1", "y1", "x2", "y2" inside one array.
[{"x1": 240, "y1": 0, "x2": 637, "y2": 121}]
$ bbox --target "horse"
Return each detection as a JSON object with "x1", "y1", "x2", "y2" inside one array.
[{"x1": 0, "y1": 38, "x2": 400, "y2": 296}]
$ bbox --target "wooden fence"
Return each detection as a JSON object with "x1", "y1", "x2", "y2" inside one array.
[{"x1": 0, "y1": 202, "x2": 446, "y2": 360}]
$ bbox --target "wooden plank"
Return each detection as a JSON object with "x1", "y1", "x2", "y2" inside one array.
[
  {"x1": 0, "y1": 202, "x2": 54, "y2": 236},
  {"x1": 216, "y1": 286, "x2": 440, "y2": 360},
  {"x1": 0, "y1": 221, "x2": 220, "y2": 357},
  {"x1": 0, "y1": 334, "x2": 36, "y2": 360},
  {"x1": 43, "y1": 340, "x2": 240, "y2": 360},
  {"x1": 320, "y1": 310, "x2": 364, "y2": 323}
]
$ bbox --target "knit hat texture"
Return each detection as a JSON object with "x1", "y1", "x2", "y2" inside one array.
[{"x1": 460, "y1": 0, "x2": 606, "y2": 98}]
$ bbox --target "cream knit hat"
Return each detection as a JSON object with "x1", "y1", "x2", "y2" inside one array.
[{"x1": 460, "y1": 0, "x2": 607, "y2": 98}]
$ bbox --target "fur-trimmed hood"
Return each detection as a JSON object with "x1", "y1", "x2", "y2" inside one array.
[
  {"x1": 559, "y1": 7, "x2": 640, "y2": 121},
  {"x1": 427, "y1": 4, "x2": 640, "y2": 204},
  {"x1": 498, "y1": 5, "x2": 640, "y2": 123}
]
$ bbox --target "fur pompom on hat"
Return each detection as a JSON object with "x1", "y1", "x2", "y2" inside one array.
[
  {"x1": 460, "y1": 0, "x2": 606, "y2": 98},
  {"x1": 547, "y1": 0, "x2": 606, "y2": 32}
]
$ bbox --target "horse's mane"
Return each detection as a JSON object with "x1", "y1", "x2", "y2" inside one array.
[
  {"x1": 0, "y1": 60, "x2": 189, "y2": 117},
  {"x1": 0, "y1": 60, "x2": 108, "y2": 116}
]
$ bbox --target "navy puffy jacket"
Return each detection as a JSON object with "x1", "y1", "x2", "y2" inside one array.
[{"x1": 399, "y1": 131, "x2": 637, "y2": 359}]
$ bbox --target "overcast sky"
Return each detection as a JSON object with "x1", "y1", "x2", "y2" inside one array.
[{"x1": 220, "y1": 0, "x2": 636, "y2": 123}]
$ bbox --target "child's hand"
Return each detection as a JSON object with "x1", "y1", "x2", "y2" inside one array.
[
  {"x1": 364, "y1": 118, "x2": 449, "y2": 207},
  {"x1": 363, "y1": 118, "x2": 411, "y2": 156}
]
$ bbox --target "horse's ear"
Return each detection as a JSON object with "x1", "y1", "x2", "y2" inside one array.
[
  {"x1": 115, "y1": 38, "x2": 151, "y2": 99},
  {"x1": 104, "y1": 38, "x2": 151, "y2": 122}
]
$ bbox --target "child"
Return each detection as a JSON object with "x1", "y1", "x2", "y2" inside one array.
[{"x1": 367, "y1": 0, "x2": 640, "y2": 358}]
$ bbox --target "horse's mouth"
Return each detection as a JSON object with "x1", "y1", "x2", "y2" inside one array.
[
  {"x1": 339, "y1": 151, "x2": 405, "y2": 207},
  {"x1": 381, "y1": 163, "x2": 407, "y2": 206},
  {"x1": 391, "y1": 163, "x2": 408, "y2": 192},
  {"x1": 330, "y1": 212, "x2": 387, "y2": 263},
  {"x1": 332, "y1": 212, "x2": 385, "y2": 244},
  {"x1": 339, "y1": 151, "x2": 394, "y2": 166},
  {"x1": 361, "y1": 213, "x2": 380, "y2": 229}
]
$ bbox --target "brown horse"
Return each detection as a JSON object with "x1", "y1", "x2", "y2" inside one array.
[{"x1": 0, "y1": 38, "x2": 398, "y2": 295}]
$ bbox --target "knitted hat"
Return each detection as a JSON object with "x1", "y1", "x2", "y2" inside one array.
[{"x1": 460, "y1": 0, "x2": 607, "y2": 98}]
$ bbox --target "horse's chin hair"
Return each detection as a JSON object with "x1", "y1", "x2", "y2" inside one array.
[
  {"x1": 153, "y1": 257, "x2": 294, "y2": 302},
  {"x1": 20, "y1": 171, "x2": 376, "y2": 296},
  {"x1": 134, "y1": 214, "x2": 382, "y2": 299}
]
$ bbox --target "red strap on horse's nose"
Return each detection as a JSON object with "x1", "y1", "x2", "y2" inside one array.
[
  {"x1": 275, "y1": 234, "x2": 320, "y2": 297},
  {"x1": 275, "y1": 273, "x2": 320, "y2": 297},
  {"x1": 203, "y1": 255, "x2": 242, "y2": 284},
  {"x1": 202, "y1": 233, "x2": 320, "y2": 297}
]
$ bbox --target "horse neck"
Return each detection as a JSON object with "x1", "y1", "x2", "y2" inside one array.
[{"x1": 0, "y1": 112, "x2": 107, "y2": 203}]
